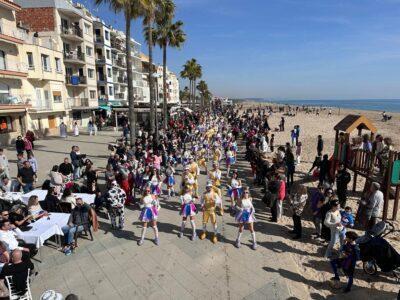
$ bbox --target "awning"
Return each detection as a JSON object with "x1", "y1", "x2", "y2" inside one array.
[
  {"x1": 99, "y1": 105, "x2": 111, "y2": 111},
  {"x1": 52, "y1": 91, "x2": 62, "y2": 96}
]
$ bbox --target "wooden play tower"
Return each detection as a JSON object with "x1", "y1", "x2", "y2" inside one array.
[{"x1": 332, "y1": 114, "x2": 400, "y2": 220}]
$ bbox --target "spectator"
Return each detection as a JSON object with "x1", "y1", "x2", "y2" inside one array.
[
  {"x1": 0, "y1": 249, "x2": 34, "y2": 297},
  {"x1": 61, "y1": 198, "x2": 91, "y2": 255},
  {"x1": 289, "y1": 184, "x2": 308, "y2": 239},
  {"x1": 361, "y1": 182, "x2": 384, "y2": 229},
  {"x1": 311, "y1": 184, "x2": 325, "y2": 240},
  {"x1": 70, "y1": 146, "x2": 81, "y2": 180},
  {"x1": 44, "y1": 187, "x2": 60, "y2": 213},
  {"x1": 0, "y1": 241, "x2": 10, "y2": 272},
  {"x1": 59, "y1": 157, "x2": 73, "y2": 177},
  {"x1": 16, "y1": 153, "x2": 24, "y2": 171},
  {"x1": 61, "y1": 188, "x2": 76, "y2": 209},
  {"x1": 336, "y1": 163, "x2": 351, "y2": 208},
  {"x1": 285, "y1": 145, "x2": 295, "y2": 190},
  {"x1": 8, "y1": 207, "x2": 32, "y2": 229},
  {"x1": 17, "y1": 160, "x2": 36, "y2": 193},
  {"x1": 0, "y1": 177, "x2": 19, "y2": 193},
  {"x1": 319, "y1": 154, "x2": 330, "y2": 185},
  {"x1": 0, "y1": 220, "x2": 37, "y2": 260},
  {"x1": 324, "y1": 200, "x2": 344, "y2": 258},
  {"x1": 27, "y1": 195, "x2": 46, "y2": 219},
  {"x1": 15, "y1": 136, "x2": 25, "y2": 155},
  {"x1": 23, "y1": 137, "x2": 33, "y2": 156},
  {"x1": 27, "y1": 152, "x2": 38, "y2": 174},
  {"x1": 0, "y1": 148, "x2": 9, "y2": 179},
  {"x1": 49, "y1": 165, "x2": 64, "y2": 194},
  {"x1": 25, "y1": 130, "x2": 35, "y2": 150}
]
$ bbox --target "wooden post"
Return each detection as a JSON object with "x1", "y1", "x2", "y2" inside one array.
[
  {"x1": 382, "y1": 151, "x2": 394, "y2": 221},
  {"x1": 353, "y1": 171, "x2": 358, "y2": 192},
  {"x1": 393, "y1": 185, "x2": 400, "y2": 221}
]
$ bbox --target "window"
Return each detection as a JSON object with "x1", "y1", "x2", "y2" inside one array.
[
  {"x1": 84, "y1": 23, "x2": 91, "y2": 35},
  {"x1": 27, "y1": 52, "x2": 34, "y2": 69},
  {"x1": 41, "y1": 54, "x2": 50, "y2": 71},
  {"x1": 55, "y1": 58, "x2": 62, "y2": 72},
  {"x1": 53, "y1": 91, "x2": 62, "y2": 103},
  {"x1": 44, "y1": 90, "x2": 50, "y2": 100},
  {"x1": 86, "y1": 46, "x2": 92, "y2": 57},
  {"x1": 107, "y1": 68, "x2": 111, "y2": 78},
  {"x1": 0, "y1": 116, "x2": 13, "y2": 133},
  {"x1": 105, "y1": 31, "x2": 109, "y2": 40},
  {"x1": 0, "y1": 50, "x2": 5, "y2": 70},
  {"x1": 108, "y1": 86, "x2": 113, "y2": 96},
  {"x1": 88, "y1": 68, "x2": 94, "y2": 79},
  {"x1": 90, "y1": 90, "x2": 96, "y2": 99},
  {"x1": 106, "y1": 49, "x2": 110, "y2": 59}
]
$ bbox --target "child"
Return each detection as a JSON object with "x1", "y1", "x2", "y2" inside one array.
[
  {"x1": 339, "y1": 206, "x2": 354, "y2": 241},
  {"x1": 270, "y1": 134, "x2": 275, "y2": 152},
  {"x1": 296, "y1": 142, "x2": 302, "y2": 165},
  {"x1": 330, "y1": 231, "x2": 360, "y2": 293},
  {"x1": 290, "y1": 130, "x2": 296, "y2": 147},
  {"x1": 164, "y1": 161, "x2": 175, "y2": 197}
]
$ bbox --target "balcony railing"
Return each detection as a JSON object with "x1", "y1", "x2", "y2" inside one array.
[
  {"x1": 95, "y1": 36, "x2": 104, "y2": 43},
  {"x1": 0, "y1": 21, "x2": 27, "y2": 42},
  {"x1": 35, "y1": 99, "x2": 53, "y2": 111},
  {"x1": 64, "y1": 51, "x2": 85, "y2": 62},
  {"x1": 0, "y1": 94, "x2": 29, "y2": 105},
  {"x1": 67, "y1": 98, "x2": 89, "y2": 107},
  {"x1": 95, "y1": 55, "x2": 105, "y2": 63},
  {"x1": 65, "y1": 75, "x2": 87, "y2": 85},
  {"x1": 111, "y1": 42, "x2": 125, "y2": 52},
  {"x1": 97, "y1": 74, "x2": 105, "y2": 82},
  {"x1": 60, "y1": 25, "x2": 83, "y2": 39},
  {"x1": 114, "y1": 93, "x2": 125, "y2": 100},
  {"x1": 118, "y1": 76, "x2": 127, "y2": 84},
  {"x1": 0, "y1": 59, "x2": 28, "y2": 74}
]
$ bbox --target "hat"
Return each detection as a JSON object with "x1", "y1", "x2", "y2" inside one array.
[
  {"x1": 206, "y1": 181, "x2": 213, "y2": 187},
  {"x1": 40, "y1": 290, "x2": 63, "y2": 300}
]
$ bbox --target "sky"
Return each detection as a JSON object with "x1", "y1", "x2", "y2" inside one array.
[{"x1": 82, "y1": 0, "x2": 400, "y2": 100}]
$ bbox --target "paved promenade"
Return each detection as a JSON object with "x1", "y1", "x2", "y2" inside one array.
[{"x1": 6, "y1": 132, "x2": 310, "y2": 299}]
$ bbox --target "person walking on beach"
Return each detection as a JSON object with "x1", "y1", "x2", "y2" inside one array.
[
  {"x1": 280, "y1": 117, "x2": 285, "y2": 131},
  {"x1": 285, "y1": 144, "x2": 295, "y2": 189},
  {"x1": 317, "y1": 135, "x2": 324, "y2": 157}
]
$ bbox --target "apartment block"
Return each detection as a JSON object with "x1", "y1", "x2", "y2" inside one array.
[
  {"x1": 0, "y1": 0, "x2": 29, "y2": 144},
  {"x1": 155, "y1": 65, "x2": 180, "y2": 105},
  {"x1": 16, "y1": 0, "x2": 98, "y2": 127}
]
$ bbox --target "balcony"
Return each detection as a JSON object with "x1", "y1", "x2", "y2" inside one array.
[
  {"x1": 114, "y1": 92, "x2": 126, "y2": 100},
  {"x1": 117, "y1": 76, "x2": 128, "y2": 85},
  {"x1": 34, "y1": 99, "x2": 53, "y2": 111},
  {"x1": 95, "y1": 55, "x2": 105, "y2": 64},
  {"x1": 111, "y1": 41, "x2": 125, "y2": 52},
  {"x1": 60, "y1": 25, "x2": 83, "y2": 41},
  {"x1": 0, "y1": 21, "x2": 27, "y2": 45},
  {"x1": 97, "y1": 73, "x2": 106, "y2": 83},
  {"x1": 68, "y1": 97, "x2": 89, "y2": 108},
  {"x1": 112, "y1": 59, "x2": 126, "y2": 69},
  {"x1": 0, "y1": 94, "x2": 29, "y2": 106},
  {"x1": 0, "y1": 59, "x2": 28, "y2": 78},
  {"x1": 65, "y1": 75, "x2": 87, "y2": 86},
  {"x1": 64, "y1": 51, "x2": 85, "y2": 64},
  {"x1": 95, "y1": 35, "x2": 104, "y2": 44}
]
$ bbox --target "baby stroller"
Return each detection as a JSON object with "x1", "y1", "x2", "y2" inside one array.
[{"x1": 357, "y1": 221, "x2": 400, "y2": 278}]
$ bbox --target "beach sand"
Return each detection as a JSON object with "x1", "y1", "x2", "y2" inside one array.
[{"x1": 240, "y1": 101, "x2": 400, "y2": 298}]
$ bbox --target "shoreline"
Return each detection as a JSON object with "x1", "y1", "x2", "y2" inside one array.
[{"x1": 234, "y1": 99, "x2": 400, "y2": 113}]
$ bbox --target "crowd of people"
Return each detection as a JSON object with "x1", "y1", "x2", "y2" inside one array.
[{"x1": 0, "y1": 102, "x2": 397, "y2": 297}]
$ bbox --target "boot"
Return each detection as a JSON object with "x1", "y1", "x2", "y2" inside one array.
[{"x1": 212, "y1": 233, "x2": 218, "y2": 244}]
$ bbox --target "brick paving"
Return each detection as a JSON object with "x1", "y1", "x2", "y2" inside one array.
[{"x1": 4, "y1": 132, "x2": 310, "y2": 299}]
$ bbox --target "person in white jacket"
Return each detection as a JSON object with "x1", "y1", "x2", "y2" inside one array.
[{"x1": 324, "y1": 200, "x2": 345, "y2": 258}]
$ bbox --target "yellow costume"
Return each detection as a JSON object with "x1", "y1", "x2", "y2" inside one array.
[
  {"x1": 200, "y1": 188, "x2": 220, "y2": 243},
  {"x1": 208, "y1": 169, "x2": 223, "y2": 215},
  {"x1": 189, "y1": 161, "x2": 200, "y2": 197},
  {"x1": 213, "y1": 148, "x2": 222, "y2": 162},
  {"x1": 197, "y1": 149, "x2": 207, "y2": 170},
  {"x1": 181, "y1": 172, "x2": 195, "y2": 195}
]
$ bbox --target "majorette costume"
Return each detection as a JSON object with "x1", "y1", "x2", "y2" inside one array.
[
  {"x1": 189, "y1": 159, "x2": 200, "y2": 197},
  {"x1": 208, "y1": 168, "x2": 222, "y2": 197},
  {"x1": 226, "y1": 149, "x2": 236, "y2": 166},
  {"x1": 228, "y1": 178, "x2": 242, "y2": 200},
  {"x1": 149, "y1": 175, "x2": 161, "y2": 195},
  {"x1": 139, "y1": 194, "x2": 160, "y2": 222},
  {"x1": 164, "y1": 166, "x2": 175, "y2": 186},
  {"x1": 180, "y1": 193, "x2": 197, "y2": 217},
  {"x1": 181, "y1": 168, "x2": 195, "y2": 194},
  {"x1": 200, "y1": 184, "x2": 221, "y2": 243},
  {"x1": 235, "y1": 198, "x2": 256, "y2": 223}
]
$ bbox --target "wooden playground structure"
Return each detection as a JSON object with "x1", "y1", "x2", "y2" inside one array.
[{"x1": 332, "y1": 114, "x2": 400, "y2": 220}]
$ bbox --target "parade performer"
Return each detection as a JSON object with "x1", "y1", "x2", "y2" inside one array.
[
  {"x1": 235, "y1": 187, "x2": 257, "y2": 250},
  {"x1": 225, "y1": 147, "x2": 236, "y2": 177},
  {"x1": 163, "y1": 161, "x2": 176, "y2": 197},
  {"x1": 181, "y1": 165, "x2": 195, "y2": 194},
  {"x1": 138, "y1": 187, "x2": 160, "y2": 246},
  {"x1": 149, "y1": 169, "x2": 162, "y2": 196},
  {"x1": 189, "y1": 156, "x2": 200, "y2": 197},
  {"x1": 179, "y1": 186, "x2": 197, "y2": 240},
  {"x1": 208, "y1": 162, "x2": 223, "y2": 215},
  {"x1": 227, "y1": 170, "x2": 242, "y2": 209},
  {"x1": 199, "y1": 181, "x2": 221, "y2": 243},
  {"x1": 197, "y1": 147, "x2": 208, "y2": 174},
  {"x1": 106, "y1": 181, "x2": 126, "y2": 229}
]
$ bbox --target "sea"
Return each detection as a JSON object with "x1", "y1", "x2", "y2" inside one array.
[{"x1": 244, "y1": 99, "x2": 400, "y2": 113}]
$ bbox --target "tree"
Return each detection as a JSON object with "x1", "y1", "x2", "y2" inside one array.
[
  {"x1": 95, "y1": 0, "x2": 143, "y2": 144},
  {"x1": 196, "y1": 80, "x2": 208, "y2": 107},
  {"x1": 179, "y1": 86, "x2": 190, "y2": 103},
  {"x1": 180, "y1": 58, "x2": 202, "y2": 109},
  {"x1": 154, "y1": 18, "x2": 186, "y2": 129}
]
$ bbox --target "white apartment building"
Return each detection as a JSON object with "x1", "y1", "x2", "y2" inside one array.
[
  {"x1": 155, "y1": 65, "x2": 180, "y2": 105},
  {"x1": 16, "y1": 0, "x2": 98, "y2": 127}
]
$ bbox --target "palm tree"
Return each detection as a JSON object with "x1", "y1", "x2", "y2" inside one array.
[
  {"x1": 179, "y1": 86, "x2": 190, "y2": 104},
  {"x1": 95, "y1": 0, "x2": 143, "y2": 144},
  {"x1": 180, "y1": 58, "x2": 201, "y2": 109},
  {"x1": 196, "y1": 80, "x2": 208, "y2": 107},
  {"x1": 154, "y1": 18, "x2": 186, "y2": 129},
  {"x1": 142, "y1": 0, "x2": 172, "y2": 137}
]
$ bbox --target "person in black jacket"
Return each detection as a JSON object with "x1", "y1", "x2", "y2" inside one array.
[
  {"x1": 44, "y1": 187, "x2": 60, "y2": 212},
  {"x1": 319, "y1": 154, "x2": 330, "y2": 185},
  {"x1": 268, "y1": 174, "x2": 281, "y2": 222},
  {"x1": 336, "y1": 163, "x2": 351, "y2": 208},
  {"x1": 0, "y1": 249, "x2": 34, "y2": 297},
  {"x1": 15, "y1": 136, "x2": 25, "y2": 155},
  {"x1": 59, "y1": 157, "x2": 73, "y2": 177},
  {"x1": 317, "y1": 135, "x2": 324, "y2": 157}
]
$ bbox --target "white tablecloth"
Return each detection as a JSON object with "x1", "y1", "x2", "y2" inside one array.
[
  {"x1": 21, "y1": 189, "x2": 95, "y2": 205},
  {"x1": 32, "y1": 213, "x2": 70, "y2": 228},
  {"x1": 17, "y1": 224, "x2": 63, "y2": 248},
  {"x1": 21, "y1": 190, "x2": 48, "y2": 204},
  {"x1": 0, "y1": 192, "x2": 23, "y2": 203}
]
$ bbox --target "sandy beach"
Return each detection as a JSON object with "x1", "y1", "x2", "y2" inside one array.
[{"x1": 240, "y1": 101, "x2": 400, "y2": 298}]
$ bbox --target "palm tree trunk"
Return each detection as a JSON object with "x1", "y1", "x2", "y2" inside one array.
[
  {"x1": 125, "y1": 10, "x2": 136, "y2": 144},
  {"x1": 148, "y1": 17, "x2": 155, "y2": 135},
  {"x1": 162, "y1": 43, "x2": 168, "y2": 130},
  {"x1": 193, "y1": 79, "x2": 197, "y2": 110},
  {"x1": 189, "y1": 80, "x2": 192, "y2": 107}
]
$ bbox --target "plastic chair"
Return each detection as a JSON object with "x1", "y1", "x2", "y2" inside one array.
[{"x1": 5, "y1": 268, "x2": 32, "y2": 300}]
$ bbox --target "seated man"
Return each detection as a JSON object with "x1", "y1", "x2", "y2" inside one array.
[
  {"x1": 0, "y1": 220, "x2": 37, "y2": 261},
  {"x1": 61, "y1": 198, "x2": 91, "y2": 254},
  {"x1": 0, "y1": 177, "x2": 19, "y2": 193},
  {"x1": 0, "y1": 249, "x2": 34, "y2": 297}
]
